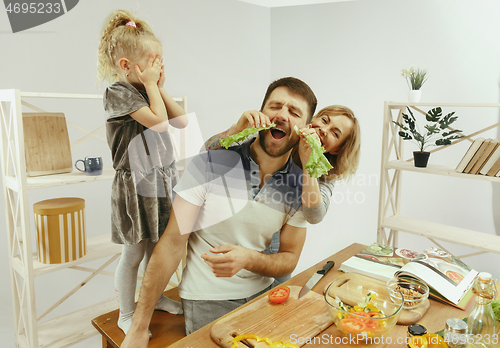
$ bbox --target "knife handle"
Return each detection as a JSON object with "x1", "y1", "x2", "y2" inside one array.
[{"x1": 317, "y1": 260, "x2": 335, "y2": 275}]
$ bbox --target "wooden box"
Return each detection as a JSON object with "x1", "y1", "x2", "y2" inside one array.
[{"x1": 34, "y1": 197, "x2": 86, "y2": 264}]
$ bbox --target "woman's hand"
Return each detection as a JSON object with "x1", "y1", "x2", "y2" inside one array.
[
  {"x1": 230, "y1": 110, "x2": 272, "y2": 135},
  {"x1": 297, "y1": 125, "x2": 321, "y2": 172},
  {"x1": 134, "y1": 54, "x2": 162, "y2": 87}
]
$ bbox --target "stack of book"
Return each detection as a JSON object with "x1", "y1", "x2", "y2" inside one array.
[{"x1": 455, "y1": 138, "x2": 500, "y2": 176}]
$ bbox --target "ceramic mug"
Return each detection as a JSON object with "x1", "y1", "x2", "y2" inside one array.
[{"x1": 75, "y1": 157, "x2": 103, "y2": 176}]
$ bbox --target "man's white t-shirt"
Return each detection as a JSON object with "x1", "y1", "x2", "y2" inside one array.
[{"x1": 174, "y1": 141, "x2": 307, "y2": 300}]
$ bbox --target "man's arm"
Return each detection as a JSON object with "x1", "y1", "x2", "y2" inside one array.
[
  {"x1": 201, "y1": 224, "x2": 306, "y2": 278},
  {"x1": 121, "y1": 196, "x2": 200, "y2": 348}
]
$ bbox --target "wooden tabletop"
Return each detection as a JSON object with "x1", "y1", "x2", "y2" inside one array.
[{"x1": 92, "y1": 243, "x2": 488, "y2": 347}]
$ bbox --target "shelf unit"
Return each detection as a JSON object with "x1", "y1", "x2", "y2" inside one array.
[
  {"x1": 0, "y1": 89, "x2": 187, "y2": 348},
  {"x1": 377, "y1": 101, "x2": 500, "y2": 258}
]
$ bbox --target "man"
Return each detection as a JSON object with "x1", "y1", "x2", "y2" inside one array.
[{"x1": 121, "y1": 77, "x2": 317, "y2": 347}]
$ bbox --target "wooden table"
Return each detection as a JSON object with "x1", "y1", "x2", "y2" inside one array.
[{"x1": 92, "y1": 243, "x2": 488, "y2": 347}]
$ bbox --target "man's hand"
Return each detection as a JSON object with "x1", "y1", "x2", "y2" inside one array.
[
  {"x1": 229, "y1": 110, "x2": 272, "y2": 135},
  {"x1": 201, "y1": 245, "x2": 252, "y2": 277},
  {"x1": 120, "y1": 326, "x2": 150, "y2": 348}
]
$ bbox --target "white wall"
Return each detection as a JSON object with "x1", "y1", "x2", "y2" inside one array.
[
  {"x1": 0, "y1": 0, "x2": 270, "y2": 346},
  {"x1": 1, "y1": 0, "x2": 500, "y2": 347},
  {"x1": 270, "y1": 0, "x2": 500, "y2": 279}
]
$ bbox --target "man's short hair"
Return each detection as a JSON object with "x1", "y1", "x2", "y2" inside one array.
[{"x1": 260, "y1": 77, "x2": 317, "y2": 123}]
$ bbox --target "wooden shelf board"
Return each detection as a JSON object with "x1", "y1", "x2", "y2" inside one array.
[
  {"x1": 386, "y1": 161, "x2": 500, "y2": 182},
  {"x1": 32, "y1": 234, "x2": 121, "y2": 277},
  {"x1": 387, "y1": 101, "x2": 500, "y2": 108},
  {"x1": 18, "y1": 91, "x2": 183, "y2": 102},
  {"x1": 381, "y1": 215, "x2": 500, "y2": 254},
  {"x1": 38, "y1": 297, "x2": 118, "y2": 348},
  {"x1": 22, "y1": 166, "x2": 115, "y2": 190}
]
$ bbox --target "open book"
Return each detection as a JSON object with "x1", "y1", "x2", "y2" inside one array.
[{"x1": 339, "y1": 243, "x2": 478, "y2": 310}]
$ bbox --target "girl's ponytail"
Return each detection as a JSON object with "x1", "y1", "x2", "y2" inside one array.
[{"x1": 97, "y1": 10, "x2": 159, "y2": 83}]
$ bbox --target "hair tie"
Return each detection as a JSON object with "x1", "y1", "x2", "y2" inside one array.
[{"x1": 125, "y1": 21, "x2": 136, "y2": 28}]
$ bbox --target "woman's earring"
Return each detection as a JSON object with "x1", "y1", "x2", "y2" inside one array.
[{"x1": 126, "y1": 73, "x2": 129, "y2": 77}]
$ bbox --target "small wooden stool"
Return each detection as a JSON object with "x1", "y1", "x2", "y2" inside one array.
[
  {"x1": 92, "y1": 288, "x2": 186, "y2": 348},
  {"x1": 33, "y1": 197, "x2": 86, "y2": 264}
]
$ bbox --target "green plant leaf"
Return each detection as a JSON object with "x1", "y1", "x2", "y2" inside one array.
[
  {"x1": 398, "y1": 131, "x2": 412, "y2": 140},
  {"x1": 393, "y1": 121, "x2": 406, "y2": 129},
  {"x1": 426, "y1": 107, "x2": 442, "y2": 122},
  {"x1": 445, "y1": 135, "x2": 464, "y2": 141},
  {"x1": 439, "y1": 112, "x2": 458, "y2": 129},
  {"x1": 424, "y1": 124, "x2": 440, "y2": 135},
  {"x1": 435, "y1": 139, "x2": 451, "y2": 146},
  {"x1": 402, "y1": 113, "x2": 415, "y2": 131}
]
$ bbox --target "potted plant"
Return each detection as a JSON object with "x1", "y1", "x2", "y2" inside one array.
[
  {"x1": 393, "y1": 107, "x2": 464, "y2": 167},
  {"x1": 402, "y1": 66, "x2": 428, "y2": 102}
]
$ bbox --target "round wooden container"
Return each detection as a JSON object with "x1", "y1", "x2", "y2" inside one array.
[{"x1": 33, "y1": 197, "x2": 86, "y2": 264}]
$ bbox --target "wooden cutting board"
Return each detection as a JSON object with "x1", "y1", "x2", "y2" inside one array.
[
  {"x1": 23, "y1": 112, "x2": 72, "y2": 176},
  {"x1": 325, "y1": 273, "x2": 430, "y2": 325},
  {"x1": 210, "y1": 285, "x2": 333, "y2": 348}
]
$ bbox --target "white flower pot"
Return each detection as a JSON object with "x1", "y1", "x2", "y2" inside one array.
[{"x1": 408, "y1": 90, "x2": 421, "y2": 103}]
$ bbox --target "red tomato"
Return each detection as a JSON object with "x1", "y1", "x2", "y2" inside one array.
[
  {"x1": 346, "y1": 312, "x2": 380, "y2": 331},
  {"x1": 268, "y1": 286, "x2": 290, "y2": 304},
  {"x1": 339, "y1": 318, "x2": 367, "y2": 334}
]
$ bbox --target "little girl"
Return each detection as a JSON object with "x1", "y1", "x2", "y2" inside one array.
[{"x1": 97, "y1": 9, "x2": 187, "y2": 334}]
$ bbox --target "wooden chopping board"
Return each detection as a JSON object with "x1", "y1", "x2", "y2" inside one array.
[
  {"x1": 325, "y1": 273, "x2": 430, "y2": 325},
  {"x1": 211, "y1": 285, "x2": 333, "y2": 348},
  {"x1": 23, "y1": 112, "x2": 72, "y2": 176}
]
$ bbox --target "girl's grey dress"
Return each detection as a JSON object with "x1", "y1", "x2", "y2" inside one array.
[{"x1": 104, "y1": 81, "x2": 178, "y2": 245}]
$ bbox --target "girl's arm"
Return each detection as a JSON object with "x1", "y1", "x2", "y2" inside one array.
[
  {"x1": 204, "y1": 110, "x2": 271, "y2": 150},
  {"x1": 158, "y1": 66, "x2": 188, "y2": 129},
  {"x1": 129, "y1": 55, "x2": 168, "y2": 129}
]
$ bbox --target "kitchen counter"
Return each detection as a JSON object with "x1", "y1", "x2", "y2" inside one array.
[{"x1": 92, "y1": 243, "x2": 490, "y2": 347}]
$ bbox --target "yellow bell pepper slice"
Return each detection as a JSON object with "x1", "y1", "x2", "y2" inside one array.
[
  {"x1": 230, "y1": 334, "x2": 273, "y2": 348},
  {"x1": 230, "y1": 334, "x2": 299, "y2": 348}
]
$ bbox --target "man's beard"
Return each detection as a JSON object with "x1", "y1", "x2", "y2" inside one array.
[{"x1": 258, "y1": 124, "x2": 298, "y2": 158}]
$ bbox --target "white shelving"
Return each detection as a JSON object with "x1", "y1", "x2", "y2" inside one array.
[
  {"x1": 0, "y1": 90, "x2": 187, "y2": 348},
  {"x1": 377, "y1": 101, "x2": 500, "y2": 258}
]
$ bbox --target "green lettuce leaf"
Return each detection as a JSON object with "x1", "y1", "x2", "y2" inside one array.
[
  {"x1": 294, "y1": 125, "x2": 333, "y2": 178},
  {"x1": 492, "y1": 299, "x2": 500, "y2": 321},
  {"x1": 219, "y1": 123, "x2": 276, "y2": 149}
]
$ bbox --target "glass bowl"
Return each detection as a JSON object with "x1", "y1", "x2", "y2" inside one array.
[
  {"x1": 324, "y1": 275, "x2": 404, "y2": 340},
  {"x1": 386, "y1": 278, "x2": 429, "y2": 309}
]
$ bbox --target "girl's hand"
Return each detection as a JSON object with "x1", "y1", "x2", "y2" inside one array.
[
  {"x1": 233, "y1": 110, "x2": 271, "y2": 134},
  {"x1": 297, "y1": 125, "x2": 321, "y2": 171},
  {"x1": 134, "y1": 54, "x2": 162, "y2": 87},
  {"x1": 157, "y1": 64, "x2": 166, "y2": 88}
]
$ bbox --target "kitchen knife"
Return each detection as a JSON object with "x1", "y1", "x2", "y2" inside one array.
[{"x1": 298, "y1": 260, "x2": 335, "y2": 298}]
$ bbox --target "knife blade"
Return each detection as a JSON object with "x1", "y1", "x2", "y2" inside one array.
[{"x1": 298, "y1": 260, "x2": 335, "y2": 298}]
